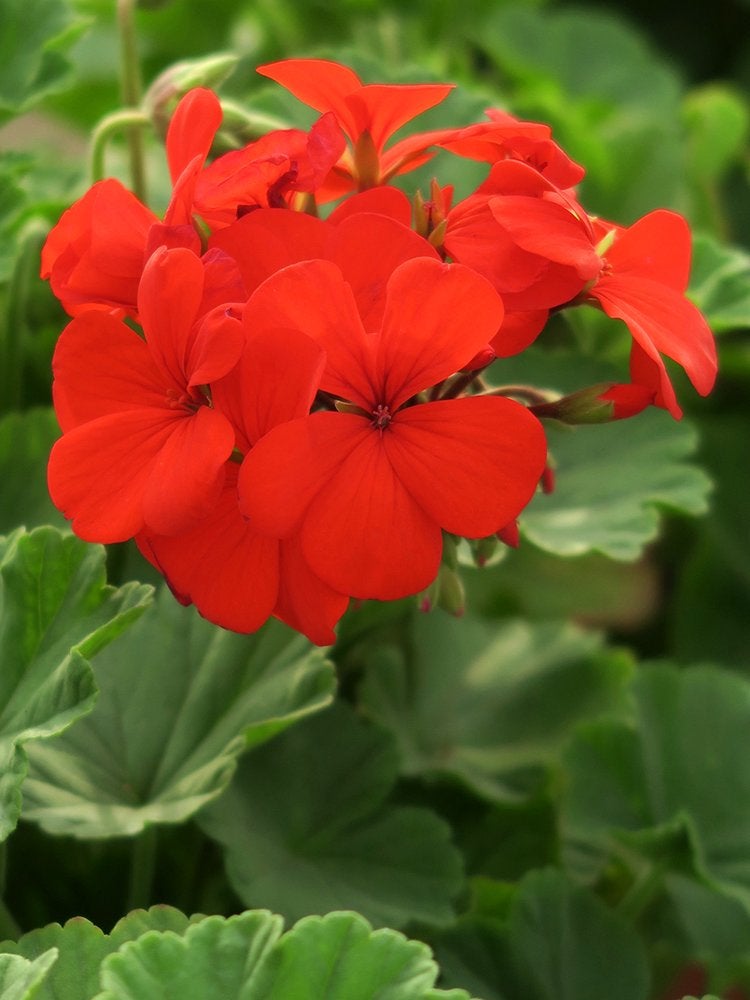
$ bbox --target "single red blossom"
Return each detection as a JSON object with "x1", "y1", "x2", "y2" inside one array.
[
  {"x1": 137, "y1": 324, "x2": 348, "y2": 644},
  {"x1": 257, "y1": 58, "x2": 454, "y2": 196},
  {"x1": 47, "y1": 247, "x2": 244, "y2": 542},
  {"x1": 239, "y1": 256, "x2": 547, "y2": 600},
  {"x1": 583, "y1": 210, "x2": 718, "y2": 418}
]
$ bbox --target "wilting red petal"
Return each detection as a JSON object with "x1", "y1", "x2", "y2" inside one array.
[
  {"x1": 378, "y1": 259, "x2": 504, "y2": 409},
  {"x1": 275, "y1": 534, "x2": 349, "y2": 645},
  {"x1": 243, "y1": 259, "x2": 377, "y2": 411},
  {"x1": 138, "y1": 468, "x2": 280, "y2": 634},
  {"x1": 141, "y1": 405, "x2": 234, "y2": 535},
  {"x1": 384, "y1": 396, "x2": 547, "y2": 538},
  {"x1": 48, "y1": 409, "x2": 183, "y2": 542},
  {"x1": 51, "y1": 311, "x2": 166, "y2": 432},
  {"x1": 166, "y1": 87, "x2": 223, "y2": 185}
]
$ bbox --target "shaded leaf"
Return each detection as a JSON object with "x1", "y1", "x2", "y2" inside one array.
[
  {"x1": 0, "y1": 409, "x2": 64, "y2": 534},
  {"x1": 359, "y1": 612, "x2": 631, "y2": 803},
  {"x1": 430, "y1": 870, "x2": 650, "y2": 1000},
  {"x1": 562, "y1": 665, "x2": 750, "y2": 917},
  {"x1": 0, "y1": 527, "x2": 152, "y2": 839},
  {"x1": 22, "y1": 587, "x2": 335, "y2": 837},
  {"x1": 690, "y1": 234, "x2": 750, "y2": 333},
  {"x1": 199, "y1": 702, "x2": 464, "y2": 928}
]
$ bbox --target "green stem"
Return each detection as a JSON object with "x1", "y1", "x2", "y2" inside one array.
[
  {"x1": 127, "y1": 826, "x2": 158, "y2": 912},
  {"x1": 117, "y1": 0, "x2": 147, "y2": 201},
  {"x1": 616, "y1": 862, "x2": 665, "y2": 923},
  {"x1": 89, "y1": 109, "x2": 151, "y2": 185},
  {"x1": 1, "y1": 219, "x2": 49, "y2": 414}
]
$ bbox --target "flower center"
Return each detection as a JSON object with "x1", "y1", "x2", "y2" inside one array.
[{"x1": 371, "y1": 403, "x2": 392, "y2": 430}]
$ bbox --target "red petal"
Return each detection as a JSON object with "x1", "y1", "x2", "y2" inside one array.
[
  {"x1": 138, "y1": 469, "x2": 280, "y2": 634},
  {"x1": 243, "y1": 259, "x2": 377, "y2": 411},
  {"x1": 607, "y1": 210, "x2": 691, "y2": 290},
  {"x1": 327, "y1": 186, "x2": 412, "y2": 227},
  {"x1": 378, "y1": 259, "x2": 504, "y2": 409},
  {"x1": 138, "y1": 246, "x2": 205, "y2": 391},
  {"x1": 591, "y1": 275, "x2": 717, "y2": 398},
  {"x1": 213, "y1": 326, "x2": 325, "y2": 446},
  {"x1": 346, "y1": 82, "x2": 453, "y2": 151},
  {"x1": 384, "y1": 396, "x2": 547, "y2": 537},
  {"x1": 166, "y1": 87, "x2": 223, "y2": 185},
  {"x1": 52, "y1": 311, "x2": 165, "y2": 432},
  {"x1": 275, "y1": 534, "x2": 349, "y2": 645},
  {"x1": 141, "y1": 405, "x2": 235, "y2": 535},
  {"x1": 48, "y1": 409, "x2": 181, "y2": 542}
]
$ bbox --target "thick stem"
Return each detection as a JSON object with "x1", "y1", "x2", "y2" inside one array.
[
  {"x1": 117, "y1": 0, "x2": 147, "y2": 201},
  {"x1": 89, "y1": 109, "x2": 151, "y2": 185}
]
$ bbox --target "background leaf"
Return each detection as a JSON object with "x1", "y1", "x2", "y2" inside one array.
[
  {"x1": 359, "y1": 612, "x2": 631, "y2": 803},
  {"x1": 199, "y1": 702, "x2": 464, "y2": 928}
]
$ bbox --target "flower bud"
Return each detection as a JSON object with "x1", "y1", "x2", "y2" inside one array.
[
  {"x1": 144, "y1": 54, "x2": 240, "y2": 137},
  {"x1": 531, "y1": 382, "x2": 653, "y2": 425}
]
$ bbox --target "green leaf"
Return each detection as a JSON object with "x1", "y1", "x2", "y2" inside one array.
[
  {"x1": 0, "y1": 527, "x2": 152, "y2": 840},
  {"x1": 199, "y1": 702, "x2": 464, "y2": 928},
  {"x1": 95, "y1": 910, "x2": 473, "y2": 1000},
  {"x1": 562, "y1": 665, "x2": 750, "y2": 916},
  {"x1": 0, "y1": 949, "x2": 57, "y2": 1000},
  {"x1": 0, "y1": 907, "x2": 202, "y2": 1000},
  {"x1": 22, "y1": 587, "x2": 336, "y2": 837},
  {"x1": 689, "y1": 233, "x2": 750, "y2": 333},
  {"x1": 683, "y1": 85, "x2": 749, "y2": 182},
  {"x1": 0, "y1": 0, "x2": 91, "y2": 124},
  {"x1": 359, "y1": 612, "x2": 631, "y2": 803},
  {"x1": 523, "y1": 409, "x2": 711, "y2": 560},
  {"x1": 0, "y1": 410, "x2": 64, "y2": 535},
  {"x1": 430, "y1": 870, "x2": 650, "y2": 1000}
]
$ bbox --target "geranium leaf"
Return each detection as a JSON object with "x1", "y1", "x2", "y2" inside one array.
[
  {"x1": 0, "y1": 0, "x2": 91, "y2": 124},
  {"x1": 22, "y1": 588, "x2": 336, "y2": 837},
  {"x1": 429, "y1": 870, "x2": 650, "y2": 1000},
  {"x1": 94, "y1": 910, "x2": 474, "y2": 1000},
  {"x1": 0, "y1": 949, "x2": 58, "y2": 1000},
  {"x1": 0, "y1": 908, "x2": 198, "y2": 1000},
  {"x1": 690, "y1": 233, "x2": 750, "y2": 333},
  {"x1": 562, "y1": 665, "x2": 750, "y2": 916},
  {"x1": 359, "y1": 612, "x2": 631, "y2": 803},
  {"x1": 522, "y1": 409, "x2": 711, "y2": 560},
  {"x1": 199, "y1": 702, "x2": 464, "y2": 928},
  {"x1": 0, "y1": 410, "x2": 65, "y2": 534},
  {"x1": 0, "y1": 527, "x2": 152, "y2": 839}
]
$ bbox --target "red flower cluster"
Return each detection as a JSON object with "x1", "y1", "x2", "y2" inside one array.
[{"x1": 43, "y1": 58, "x2": 718, "y2": 644}]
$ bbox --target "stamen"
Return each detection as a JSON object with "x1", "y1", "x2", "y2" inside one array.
[{"x1": 371, "y1": 403, "x2": 392, "y2": 430}]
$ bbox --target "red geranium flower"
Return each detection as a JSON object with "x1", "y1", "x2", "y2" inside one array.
[
  {"x1": 257, "y1": 58, "x2": 454, "y2": 197},
  {"x1": 582, "y1": 210, "x2": 718, "y2": 418},
  {"x1": 47, "y1": 246, "x2": 244, "y2": 541},
  {"x1": 238, "y1": 256, "x2": 547, "y2": 600}
]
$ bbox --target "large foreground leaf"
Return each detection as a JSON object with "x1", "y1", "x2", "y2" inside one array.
[
  {"x1": 95, "y1": 911, "x2": 474, "y2": 1000},
  {"x1": 0, "y1": 527, "x2": 151, "y2": 839},
  {"x1": 359, "y1": 612, "x2": 631, "y2": 803},
  {"x1": 22, "y1": 588, "x2": 336, "y2": 837},
  {"x1": 562, "y1": 665, "x2": 750, "y2": 916},
  {"x1": 0, "y1": 949, "x2": 57, "y2": 1000},
  {"x1": 199, "y1": 702, "x2": 464, "y2": 928}
]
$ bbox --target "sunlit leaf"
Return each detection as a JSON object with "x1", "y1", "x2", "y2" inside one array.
[{"x1": 0, "y1": 949, "x2": 57, "y2": 1000}]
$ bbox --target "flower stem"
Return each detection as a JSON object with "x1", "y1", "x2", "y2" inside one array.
[
  {"x1": 127, "y1": 826, "x2": 157, "y2": 912},
  {"x1": 89, "y1": 109, "x2": 152, "y2": 185},
  {"x1": 117, "y1": 0, "x2": 147, "y2": 201}
]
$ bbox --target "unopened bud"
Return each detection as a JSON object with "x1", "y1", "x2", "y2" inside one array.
[
  {"x1": 473, "y1": 535, "x2": 500, "y2": 566},
  {"x1": 145, "y1": 54, "x2": 240, "y2": 137},
  {"x1": 531, "y1": 382, "x2": 653, "y2": 425},
  {"x1": 436, "y1": 564, "x2": 466, "y2": 617},
  {"x1": 461, "y1": 345, "x2": 496, "y2": 373},
  {"x1": 496, "y1": 520, "x2": 520, "y2": 549}
]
